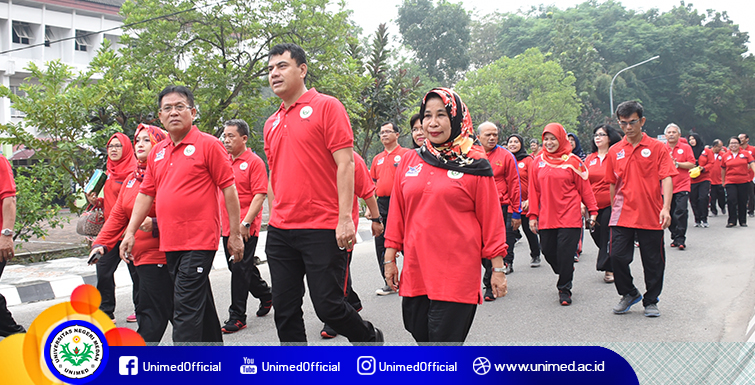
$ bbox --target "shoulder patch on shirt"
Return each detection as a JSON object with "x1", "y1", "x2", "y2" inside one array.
[
  {"x1": 616, "y1": 149, "x2": 625, "y2": 160},
  {"x1": 300, "y1": 106, "x2": 313, "y2": 119},
  {"x1": 377, "y1": 157, "x2": 385, "y2": 165},
  {"x1": 240, "y1": 162, "x2": 248, "y2": 171},
  {"x1": 641, "y1": 149, "x2": 651, "y2": 158},
  {"x1": 406, "y1": 163, "x2": 423, "y2": 177},
  {"x1": 518, "y1": 162, "x2": 525, "y2": 168},
  {"x1": 155, "y1": 148, "x2": 166, "y2": 162},
  {"x1": 447, "y1": 170, "x2": 463, "y2": 179},
  {"x1": 184, "y1": 145, "x2": 195, "y2": 156},
  {"x1": 126, "y1": 179, "x2": 135, "y2": 188},
  {"x1": 589, "y1": 158, "x2": 597, "y2": 166}
]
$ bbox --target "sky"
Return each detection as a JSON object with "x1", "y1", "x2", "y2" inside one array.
[{"x1": 344, "y1": 0, "x2": 755, "y2": 53}]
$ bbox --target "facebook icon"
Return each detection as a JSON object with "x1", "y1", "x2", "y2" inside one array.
[{"x1": 119, "y1": 356, "x2": 138, "y2": 375}]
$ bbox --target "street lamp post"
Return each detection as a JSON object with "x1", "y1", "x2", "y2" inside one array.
[{"x1": 610, "y1": 55, "x2": 660, "y2": 115}]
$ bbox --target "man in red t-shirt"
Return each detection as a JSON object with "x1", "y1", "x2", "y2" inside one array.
[
  {"x1": 605, "y1": 101, "x2": 676, "y2": 318},
  {"x1": 738, "y1": 133, "x2": 755, "y2": 216},
  {"x1": 709, "y1": 139, "x2": 727, "y2": 216},
  {"x1": 0, "y1": 156, "x2": 25, "y2": 337},
  {"x1": 263, "y1": 43, "x2": 382, "y2": 343},
  {"x1": 121, "y1": 85, "x2": 244, "y2": 343},
  {"x1": 664, "y1": 124, "x2": 695, "y2": 250},
  {"x1": 371, "y1": 122, "x2": 409, "y2": 296},
  {"x1": 219, "y1": 119, "x2": 273, "y2": 334}
]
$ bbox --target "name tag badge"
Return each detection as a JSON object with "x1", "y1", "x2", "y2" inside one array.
[{"x1": 155, "y1": 148, "x2": 166, "y2": 162}]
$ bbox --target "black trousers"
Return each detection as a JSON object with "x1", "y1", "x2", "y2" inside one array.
[
  {"x1": 265, "y1": 226, "x2": 377, "y2": 343},
  {"x1": 539, "y1": 228, "x2": 581, "y2": 294},
  {"x1": 0, "y1": 260, "x2": 25, "y2": 337},
  {"x1": 748, "y1": 181, "x2": 755, "y2": 215},
  {"x1": 521, "y1": 214, "x2": 541, "y2": 258},
  {"x1": 96, "y1": 241, "x2": 139, "y2": 317},
  {"x1": 609, "y1": 226, "x2": 665, "y2": 307},
  {"x1": 726, "y1": 183, "x2": 750, "y2": 225},
  {"x1": 373, "y1": 196, "x2": 391, "y2": 279},
  {"x1": 345, "y1": 251, "x2": 362, "y2": 311},
  {"x1": 402, "y1": 295, "x2": 477, "y2": 344},
  {"x1": 590, "y1": 207, "x2": 613, "y2": 272},
  {"x1": 690, "y1": 181, "x2": 711, "y2": 223},
  {"x1": 710, "y1": 184, "x2": 727, "y2": 215},
  {"x1": 482, "y1": 205, "x2": 512, "y2": 288},
  {"x1": 134, "y1": 263, "x2": 173, "y2": 343},
  {"x1": 165, "y1": 250, "x2": 222, "y2": 343},
  {"x1": 222, "y1": 235, "x2": 272, "y2": 322},
  {"x1": 668, "y1": 192, "x2": 689, "y2": 245}
]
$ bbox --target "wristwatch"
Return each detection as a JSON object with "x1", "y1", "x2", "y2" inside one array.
[
  {"x1": 241, "y1": 221, "x2": 251, "y2": 229},
  {"x1": 369, "y1": 216, "x2": 383, "y2": 223},
  {"x1": 1, "y1": 228, "x2": 12, "y2": 237},
  {"x1": 493, "y1": 267, "x2": 506, "y2": 273}
]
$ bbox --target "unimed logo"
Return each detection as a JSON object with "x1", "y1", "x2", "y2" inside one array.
[{"x1": 119, "y1": 356, "x2": 138, "y2": 375}]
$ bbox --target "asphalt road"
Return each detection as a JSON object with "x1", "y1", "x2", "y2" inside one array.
[{"x1": 8, "y1": 213, "x2": 755, "y2": 345}]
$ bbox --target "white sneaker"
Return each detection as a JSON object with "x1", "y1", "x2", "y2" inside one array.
[{"x1": 375, "y1": 285, "x2": 397, "y2": 296}]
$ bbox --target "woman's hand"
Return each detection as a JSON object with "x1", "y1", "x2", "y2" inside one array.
[
  {"x1": 88, "y1": 246, "x2": 104, "y2": 265},
  {"x1": 85, "y1": 192, "x2": 98, "y2": 206},
  {"x1": 139, "y1": 217, "x2": 153, "y2": 233}
]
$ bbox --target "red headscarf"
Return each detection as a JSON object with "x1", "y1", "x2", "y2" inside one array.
[
  {"x1": 133, "y1": 124, "x2": 168, "y2": 182},
  {"x1": 106, "y1": 133, "x2": 136, "y2": 182},
  {"x1": 540, "y1": 123, "x2": 588, "y2": 180}
]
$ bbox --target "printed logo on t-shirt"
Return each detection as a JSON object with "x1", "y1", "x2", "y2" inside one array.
[
  {"x1": 271, "y1": 114, "x2": 281, "y2": 131},
  {"x1": 377, "y1": 157, "x2": 385, "y2": 166},
  {"x1": 740, "y1": 154, "x2": 746, "y2": 158},
  {"x1": 589, "y1": 159, "x2": 598, "y2": 166},
  {"x1": 677, "y1": 149, "x2": 684, "y2": 155},
  {"x1": 240, "y1": 162, "x2": 248, "y2": 171},
  {"x1": 155, "y1": 148, "x2": 166, "y2": 162},
  {"x1": 495, "y1": 161, "x2": 503, "y2": 167},
  {"x1": 641, "y1": 149, "x2": 651, "y2": 158},
  {"x1": 447, "y1": 170, "x2": 463, "y2": 179},
  {"x1": 394, "y1": 155, "x2": 402, "y2": 163},
  {"x1": 538, "y1": 161, "x2": 546, "y2": 168},
  {"x1": 406, "y1": 163, "x2": 423, "y2": 177},
  {"x1": 300, "y1": 106, "x2": 313, "y2": 119},
  {"x1": 126, "y1": 179, "x2": 135, "y2": 188},
  {"x1": 184, "y1": 145, "x2": 196, "y2": 156},
  {"x1": 518, "y1": 162, "x2": 525, "y2": 169},
  {"x1": 617, "y1": 149, "x2": 625, "y2": 160}
]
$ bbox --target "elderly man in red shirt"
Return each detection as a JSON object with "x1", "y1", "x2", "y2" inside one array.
[
  {"x1": 664, "y1": 124, "x2": 695, "y2": 250},
  {"x1": 121, "y1": 85, "x2": 244, "y2": 343},
  {"x1": 605, "y1": 101, "x2": 676, "y2": 318}
]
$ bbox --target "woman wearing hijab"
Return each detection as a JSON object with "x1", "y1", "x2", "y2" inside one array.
[
  {"x1": 89, "y1": 125, "x2": 172, "y2": 342},
  {"x1": 688, "y1": 133, "x2": 714, "y2": 227},
  {"x1": 722, "y1": 137, "x2": 755, "y2": 227},
  {"x1": 567, "y1": 133, "x2": 587, "y2": 160},
  {"x1": 585, "y1": 124, "x2": 623, "y2": 283},
  {"x1": 529, "y1": 123, "x2": 598, "y2": 306},
  {"x1": 87, "y1": 132, "x2": 139, "y2": 323},
  {"x1": 383, "y1": 88, "x2": 508, "y2": 343},
  {"x1": 507, "y1": 134, "x2": 541, "y2": 267}
]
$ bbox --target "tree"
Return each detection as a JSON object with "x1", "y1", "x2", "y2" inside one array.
[
  {"x1": 397, "y1": 0, "x2": 471, "y2": 84},
  {"x1": 456, "y1": 48, "x2": 581, "y2": 139}
]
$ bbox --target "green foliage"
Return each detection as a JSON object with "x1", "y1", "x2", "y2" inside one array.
[
  {"x1": 11, "y1": 165, "x2": 69, "y2": 244},
  {"x1": 456, "y1": 48, "x2": 581, "y2": 139}
]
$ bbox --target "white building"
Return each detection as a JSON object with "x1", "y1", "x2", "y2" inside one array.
[{"x1": 0, "y1": 0, "x2": 124, "y2": 157}]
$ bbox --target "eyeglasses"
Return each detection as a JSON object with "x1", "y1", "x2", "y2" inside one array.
[
  {"x1": 159, "y1": 104, "x2": 192, "y2": 113},
  {"x1": 617, "y1": 119, "x2": 640, "y2": 127},
  {"x1": 107, "y1": 144, "x2": 123, "y2": 150},
  {"x1": 594, "y1": 133, "x2": 608, "y2": 138}
]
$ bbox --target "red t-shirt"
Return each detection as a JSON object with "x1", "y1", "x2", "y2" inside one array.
[
  {"x1": 585, "y1": 153, "x2": 611, "y2": 209},
  {"x1": 220, "y1": 149, "x2": 268, "y2": 237},
  {"x1": 370, "y1": 146, "x2": 410, "y2": 197},
  {"x1": 691, "y1": 147, "x2": 714, "y2": 184},
  {"x1": 722, "y1": 150, "x2": 755, "y2": 185},
  {"x1": 741, "y1": 144, "x2": 755, "y2": 180},
  {"x1": 264, "y1": 88, "x2": 353, "y2": 230},
  {"x1": 486, "y1": 145, "x2": 521, "y2": 213},
  {"x1": 384, "y1": 151, "x2": 507, "y2": 305},
  {"x1": 353, "y1": 152, "x2": 375, "y2": 228},
  {"x1": 101, "y1": 178, "x2": 124, "y2": 220},
  {"x1": 95, "y1": 173, "x2": 163, "y2": 265},
  {"x1": 605, "y1": 133, "x2": 678, "y2": 230},
  {"x1": 665, "y1": 141, "x2": 695, "y2": 193},
  {"x1": 140, "y1": 126, "x2": 235, "y2": 252},
  {"x1": 711, "y1": 149, "x2": 726, "y2": 185},
  {"x1": 529, "y1": 155, "x2": 598, "y2": 229},
  {"x1": 0, "y1": 157, "x2": 15, "y2": 227}
]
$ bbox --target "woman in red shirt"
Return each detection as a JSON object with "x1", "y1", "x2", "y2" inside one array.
[
  {"x1": 585, "y1": 124, "x2": 623, "y2": 283},
  {"x1": 507, "y1": 134, "x2": 541, "y2": 267},
  {"x1": 89, "y1": 125, "x2": 171, "y2": 342},
  {"x1": 688, "y1": 133, "x2": 714, "y2": 227},
  {"x1": 722, "y1": 136, "x2": 755, "y2": 227},
  {"x1": 529, "y1": 123, "x2": 598, "y2": 306},
  {"x1": 383, "y1": 88, "x2": 508, "y2": 343},
  {"x1": 409, "y1": 113, "x2": 425, "y2": 148}
]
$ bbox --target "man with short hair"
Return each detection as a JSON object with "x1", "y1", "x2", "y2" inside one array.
[
  {"x1": 738, "y1": 133, "x2": 755, "y2": 217},
  {"x1": 370, "y1": 122, "x2": 409, "y2": 296},
  {"x1": 263, "y1": 43, "x2": 383, "y2": 343},
  {"x1": 709, "y1": 139, "x2": 727, "y2": 216},
  {"x1": 0, "y1": 155, "x2": 25, "y2": 337},
  {"x1": 605, "y1": 101, "x2": 676, "y2": 318},
  {"x1": 121, "y1": 85, "x2": 244, "y2": 342},
  {"x1": 664, "y1": 123, "x2": 695, "y2": 250},
  {"x1": 478, "y1": 122, "x2": 521, "y2": 297},
  {"x1": 219, "y1": 119, "x2": 273, "y2": 334}
]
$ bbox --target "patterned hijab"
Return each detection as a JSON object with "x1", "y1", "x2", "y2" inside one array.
[
  {"x1": 417, "y1": 88, "x2": 492, "y2": 176},
  {"x1": 133, "y1": 124, "x2": 168, "y2": 182},
  {"x1": 106, "y1": 133, "x2": 137, "y2": 183},
  {"x1": 540, "y1": 123, "x2": 589, "y2": 180}
]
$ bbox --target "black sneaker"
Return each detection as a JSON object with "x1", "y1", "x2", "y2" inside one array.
[
  {"x1": 530, "y1": 256, "x2": 541, "y2": 267},
  {"x1": 559, "y1": 290, "x2": 572, "y2": 306},
  {"x1": 256, "y1": 298, "x2": 273, "y2": 317},
  {"x1": 484, "y1": 287, "x2": 495, "y2": 301},
  {"x1": 221, "y1": 319, "x2": 247, "y2": 334},
  {"x1": 321, "y1": 323, "x2": 337, "y2": 339}
]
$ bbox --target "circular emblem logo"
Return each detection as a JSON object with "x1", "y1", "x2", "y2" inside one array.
[
  {"x1": 45, "y1": 320, "x2": 108, "y2": 383},
  {"x1": 394, "y1": 155, "x2": 402, "y2": 163},
  {"x1": 473, "y1": 357, "x2": 491, "y2": 375},
  {"x1": 184, "y1": 145, "x2": 196, "y2": 156},
  {"x1": 239, "y1": 162, "x2": 248, "y2": 171},
  {"x1": 641, "y1": 149, "x2": 651, "y2": 158},
  {"x1": 518, "y1": 162, "x2": 525, "y2": 169},
  {"x1": 561, "y1": 154, "x2": 569, "y2": 160},
  {"x1": 300, "y1": 106, "x2": 313, "y2": 119},
  {"x1": 677, "y1": 149, "x2": 684, "y2": 155},
  {"x1": 447, "y1": 170, "x2": 463, "y2": 179}
]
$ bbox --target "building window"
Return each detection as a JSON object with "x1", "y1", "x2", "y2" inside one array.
[
  {"x1": 75, "y1": 31, "x2": 89, "y2": 52},
  {"x1": 9, "y1": 86, "x2": 27, "y2": 118},
  {"x1": 45, "y1": 27, "x2": 55, "y2": 47},
  {"x1": 12, "y1": 22, "x2": 33, "y2": 45}
]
